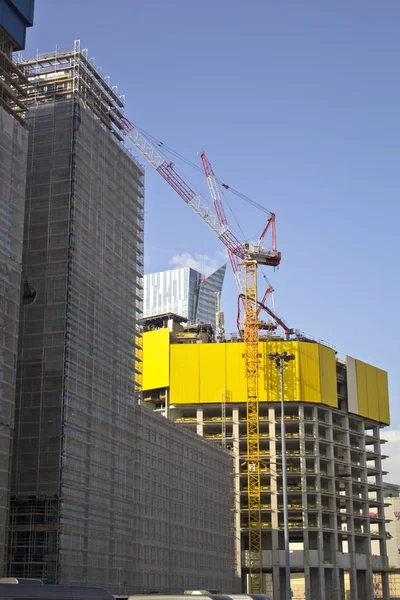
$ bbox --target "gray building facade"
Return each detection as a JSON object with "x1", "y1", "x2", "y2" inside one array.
[
  {"x1": 144, "y1": 264, "x2": 226, "y2": 331},
  {"x1": 8, "y1": 44, "x2": 144, "y2": 585},
  {"x1": 0, "y1": 1, "x2": 33, "y2": 573},
  {"x1": 7, "y1": 44, "x2": 238, "y2": 594}
]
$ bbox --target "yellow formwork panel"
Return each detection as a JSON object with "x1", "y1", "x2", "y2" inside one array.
[
  {"x1": 226, "y1": 343, "x2": 247, "y2": 403},
  {"x1": 367, "y1": 363, "x2": 380, "y2": 423},
  {"x1": 262, "y1": 341, "x2": 299, "y2": 401},
  {"x1": 378, "y1": 369, "x2": 390, "y2": 425},
  {"x1": 356, "y1": 360, "x2": 390, "y2": 424},
  {"x1": 142, "y1": 329, "x2": 170, "y2": 391},
  {"x1": 170, "y1": 344, "x2": 200, "y2": 404},
  {"x1": 318, "y1": 344, "x2": 338, "y2": 408},
  {"x1": 298, "y1": 342, "x2": 321, "y2": 403},
  {"x1": 143, "y1": 334, "x2": 339, "y2": 409},
  {"x1": 199, "y1": 344, "x2": 226, "y2": 403},
  {"x1": 356, "y1": 361, "x2": 368, "y2": 420}
]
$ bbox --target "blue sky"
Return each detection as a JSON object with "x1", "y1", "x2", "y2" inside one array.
[{"x1": 25, "y1": 2, "x2": 400, "y2": 438}]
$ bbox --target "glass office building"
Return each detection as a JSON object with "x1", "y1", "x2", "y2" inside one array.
[{"x1": 143, "y1": 265, "x2": 226, "y2": 330}]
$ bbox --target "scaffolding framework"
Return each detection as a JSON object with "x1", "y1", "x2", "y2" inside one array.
[
  {"x1": 0, "y1": 29, "x2": 29, "y2": 573},
  {"x1": 7, "y1": 43, "x2": 239, "y2": 594},
  {"x1": 0, "y1": 32, "x2": 28, "y2": 126},
  {"x1": 17, "y1": 40, "x2": 125, "y2": 139}
]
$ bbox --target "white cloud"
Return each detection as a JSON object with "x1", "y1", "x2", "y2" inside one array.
[
  {"x1": 169, "y1": 252, "x2": 223, "y2": 276},
  {"x1": 382, "y1": 429, "x2": 400, "y2": 485},
  {"x1": 383, "y1": 430, "x2": 400, "y2": 443}
]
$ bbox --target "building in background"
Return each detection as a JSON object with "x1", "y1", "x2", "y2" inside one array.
[
  {"x1": 0, "y1": 0, "x2": 34, "y2": 574},
  {"x1": 383, "y1": 482, "x2": 400, "y2": 498},
  {"x1": 143, "y1": 321, "x2": 391, "y2": 600},
  {"x1": 383, "y1": 496, "x2": 400, "y2": 569},
  {"x1": 143, "y1": 264, "x2": 226, "y2": 332},
  {"x1": 0, "y1": 0, "x2": 34, "y2": 52},
  {"x1": 378, "y1": 489, "x2": 400, "y2": 599}
]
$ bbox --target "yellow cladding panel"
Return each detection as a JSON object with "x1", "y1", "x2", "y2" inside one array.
[
  {"x1": 356, "y1": 360, "x2": 390, "y2": 425},
  {"x1": 262, "y1": 341, "x2": 300, "y2": 401},
  {"x1": 378, "y1": 369, "x2": 390, "y2": 425},
  {"x1": 318, "y1": 344, "x2": 338, "y2": 408},
  {"x1": 367, "y1": 363, "x2": 380, "y2": 423},
  {"x1": 143, "y1": 336, "x2": 339, "y2": 408},
  {"x1": 142, "y1": 329, "x2": 170, "y2": 391},
  {"x1": 199, "y1": 344, "x2": 226, "y2": 403},
  {"x1": 170, "y1": 344, "x2": 200, "y2": 404},
  {"x1": 226, "y1": 343, "x2": 247, "y2": 402},
  {"x1": 259, "y1": 341, "x2": 337, "y2": 407},
  {"x1": 356, "y1": 361, "x2": 368, "y2": 420},
  {"x1": 298, "y1": 342, "x2": 321, "y2": 403}
]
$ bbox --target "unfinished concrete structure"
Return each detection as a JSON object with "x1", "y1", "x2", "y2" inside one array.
[
  {"x1": 0, "y1": 0, "x2": 33, "y2": 572},
  {"x1": 143, "y1": 321, "x2": 391, "y2": 600},
  {"x1": 6, "y1": 43, "x2": 238, "y2": 593}
]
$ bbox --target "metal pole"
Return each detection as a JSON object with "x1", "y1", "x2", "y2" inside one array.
[{"x1": 279, "y1": 360, "x2": 292, "y2": 600}]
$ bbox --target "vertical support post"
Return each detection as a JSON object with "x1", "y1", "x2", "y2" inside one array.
[
  {"x1": 221, "y1": 390, "x2": 226, "y2": 450},
  {"x1": 243, "y1": 260, "x2": 262, "y2": 593},
  {"x1": 280, "y1": 362, "x2": 292, "y2": 600},
  {"x1": 268, "y1": 352, "x2": 296, "y2": 600},
  {"x1": 164, "y1": 387, "x2": 169, "y2": 419}
]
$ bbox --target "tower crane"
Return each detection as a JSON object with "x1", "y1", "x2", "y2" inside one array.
[
  {"x1": 200, "y1": 152, "x2": 279, "y2": 593},
  {"x1": 119, "y1": 117, "x2": 281, "y2": 593}
]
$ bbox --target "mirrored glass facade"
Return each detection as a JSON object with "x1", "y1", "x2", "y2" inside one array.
[{"x1": 144, "y1": 265, "x2": 226, "y2": 331}]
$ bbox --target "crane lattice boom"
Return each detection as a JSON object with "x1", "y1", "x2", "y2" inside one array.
[{"x1": 121, "y1": 118, "x2": 245, "y2": 261}]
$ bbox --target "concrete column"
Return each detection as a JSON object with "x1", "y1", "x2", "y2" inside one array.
[
  {"x1": 232, "y1": 406, "x2": 241, "y2": 579},
  {"x1": 269, "y1": 407, "x2": 278, "y2": 529},
  {"x1": 196, "y1": 406, "x2": 203, "y2": 436},
  {"x1": 269, "y1": 406, "x2": 281, "y2": 600}
]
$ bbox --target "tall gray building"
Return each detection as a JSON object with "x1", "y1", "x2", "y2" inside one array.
[
  {"x1": 0, "y1": 0, "x2": 34, "y2": 573},
  {"x1": 143, "y1": 264, "x2": 226, "y2": 331},
  {"x1": 7, "y1": 43, "x2": 238, "y2": 594},
  {"x1": 8, "y1": 43, "x2": 144, "y2": 584}
]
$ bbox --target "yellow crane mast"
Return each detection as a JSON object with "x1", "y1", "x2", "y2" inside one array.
[
  {"x1": 119, "y1": 121, "x2": 281, "y2": 593},
  {"x1": 244, "y1": 260, "x2": 262, "y2": 592}
]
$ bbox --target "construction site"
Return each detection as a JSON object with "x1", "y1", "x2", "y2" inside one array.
[
  {"x1": 0, "y1": 4, "x2": 394, "y2": 598},
  {"x1": 121, "y1": 105, "x2": 393, "y2": 598},
  {"x1": 142, "y1": 322, "x2": 390, "y2": 599}
]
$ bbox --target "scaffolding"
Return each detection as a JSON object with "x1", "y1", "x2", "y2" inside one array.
[
  {"x1": 7, "y1": 42, "x2": 239, "y2": 595},
  {"x1": 0, "y1": 29, "x2": 29, "y2": 573},
  {"x1": 0, "y1": 33, "x2": 28, "y2": 126},
  {"x1": 17, "y1": 40, "x2": 126, "y2": 140},
  {"x1": 8, "y1": 404, "x2": 239, "y2": 593}
]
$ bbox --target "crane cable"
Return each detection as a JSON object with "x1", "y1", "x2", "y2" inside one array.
[
  {"x1": 133, "y1": 124, "x2": 273, "y2": 216},
  {"x1": 133, "y1": 124, "x2": 250, "y2": 241}
]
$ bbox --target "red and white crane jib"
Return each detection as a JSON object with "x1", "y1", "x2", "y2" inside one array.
[
  {"x1": 200, "y1": 151, "x2": 245, "y2": 294},
  {"x1": 121, "y1": 117, "x2": 244, "y2": 268}
]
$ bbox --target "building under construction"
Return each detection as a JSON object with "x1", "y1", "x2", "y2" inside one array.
[
  {"x1": 7, "y1": 43, "x2": 239, "y2": 594},
  {"x1": 142, "y1": 320, "x2": 391, "y2": 600},
  {"x1": 0, "y1": 0, "x2": 34, "y2": 573}
]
